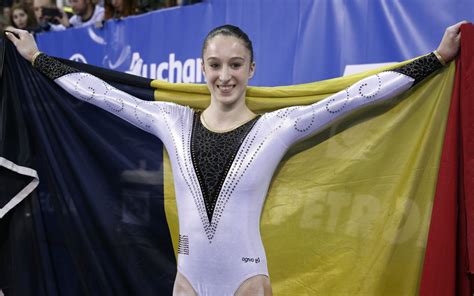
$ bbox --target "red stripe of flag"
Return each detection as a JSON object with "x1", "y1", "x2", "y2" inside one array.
[{"x1": 420, "y1": 23, "x2": 474, "y2": 296}]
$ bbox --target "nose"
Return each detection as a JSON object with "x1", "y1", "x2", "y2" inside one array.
[{"x1": 219, "y1": 66, "x2": 231, "y2": 83}]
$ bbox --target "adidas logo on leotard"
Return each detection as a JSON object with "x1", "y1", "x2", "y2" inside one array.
[
  {"x1": 242, "y1": 257, "x2": 261, "y2": 264},
  {"x1": 178, "y1": 235, "x2": 189, "y2": 255}
]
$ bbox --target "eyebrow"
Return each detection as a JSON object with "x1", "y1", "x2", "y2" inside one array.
[{"x1": 206, "y1": 57, "x2": 245, "y2": 61}]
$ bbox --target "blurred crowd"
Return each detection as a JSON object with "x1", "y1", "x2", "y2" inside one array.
[{"x1": 0, "y1": 0, "x2": 202, "y2": 33}]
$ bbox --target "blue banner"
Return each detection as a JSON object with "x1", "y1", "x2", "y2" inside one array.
[{"x1": 36, "y1": 0, "x2": 474, "y2": 86}]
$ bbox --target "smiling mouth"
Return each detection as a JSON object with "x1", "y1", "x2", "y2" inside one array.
[{"x1": 217, "y1": 85, "x2": 235, "y2": 92}]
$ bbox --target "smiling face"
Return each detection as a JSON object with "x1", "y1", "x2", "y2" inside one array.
[
  {"x1": 202, "y1": 35, "x2": 255, "y2": 109},
  {"x1": 12, "y1": 8, "x2": 28, "y2": 29}
]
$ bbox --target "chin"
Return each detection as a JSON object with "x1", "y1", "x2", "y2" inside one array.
[
  {"x1": 216, "y1": 97, "x2": 239, "y2": 106},
  {"x1": 210, "y1": 87, "x2": 246, "y2": 106},
  {"x1": 213, "y1": 93, "x2": 241, "y2": 105}
]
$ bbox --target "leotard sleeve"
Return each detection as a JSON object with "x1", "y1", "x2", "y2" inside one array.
[
  {"x1": 32, "y1": 53, "x2": 184, "y2": 139},
  {"x1": 272, "y1": 52, "x2": 444, "y2": 147}
]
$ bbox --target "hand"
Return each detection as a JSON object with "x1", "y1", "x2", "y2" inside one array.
[
  {"x1": 4, "y1": 28, "x2": 40, "y2": 62},
  {"x1": 56, "y1": 12, "x2": 70, "y2": 27},
  {"x1": 436, "y1": 20, "x2": 469, "y2": 63}
]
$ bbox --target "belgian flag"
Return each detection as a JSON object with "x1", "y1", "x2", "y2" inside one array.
[{"x1": 0, "y1": 25, "x2": 472, "y2": 295}]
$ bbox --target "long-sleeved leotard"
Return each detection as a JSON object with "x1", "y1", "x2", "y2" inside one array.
[{"x1": 33, "y1": 53, "x2": 442, "y2": 296}]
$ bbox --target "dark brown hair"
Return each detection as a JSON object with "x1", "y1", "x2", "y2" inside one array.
[
  {"x1": 104, "y1": 0, "x2": 137, "y2": 20},
  {"x1": 9, "y1": 3, "x2": 38, "y2": 29},
  {"x1": 202, "y1": 24, "x2": 254, "y2": 62}
]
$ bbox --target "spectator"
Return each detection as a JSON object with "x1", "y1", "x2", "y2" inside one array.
[
  {"x1": 56, "y1": 0, "x2": 103, "y2": 28},
  {"x1": 33, "y1": 0, "x2": 65, "y2": 31},
  {"x1": 104, "y1": 0, "x2": 136, "y2": 19},
  {"x1": 7, "y1": 3, "x2": 38, "y2": 32},
  {"x1": 3, "y1": 6, "x2": 10, "y2": 19},
  {"x1": 2, "y1": 0, "x2": 13, "y2": 20},
  {"x1": 178, "y1": 0, "x2": 201, "y2": 5},
  {"x1": 136, "y1": 0, "x2": 175, "y2": 14},
  {"x1": 0, "y1": 13, "x2": 8, "y2": 31}
]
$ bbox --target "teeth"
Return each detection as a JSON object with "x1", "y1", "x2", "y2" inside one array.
[{"x1": 219, "y1": 85, "x2": 234, "y2": 91}]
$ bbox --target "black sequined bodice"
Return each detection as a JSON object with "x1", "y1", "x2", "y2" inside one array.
[{"x1": 191, "y1": 113, "x2": 259, "y2": 222}]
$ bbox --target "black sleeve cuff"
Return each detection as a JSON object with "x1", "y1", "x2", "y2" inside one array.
[
  {"x1": 392, "y1": 52, "x2": 444, "y2": 86},
  {"x1": 33, "y1": 53, "x2": 80, "y2": 80}
]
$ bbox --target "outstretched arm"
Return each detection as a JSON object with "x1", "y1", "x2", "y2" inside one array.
[
  {"x1": 4, "y1": 28, "x2": 177, "y2": 138},
  {"x1": 274, "y1": 21, "x2": 466, "y2": 147}
]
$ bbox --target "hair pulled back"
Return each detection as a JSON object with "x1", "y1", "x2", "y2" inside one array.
[{"x1": 202, "y1": 24, "x2": 254, "y2": 62}]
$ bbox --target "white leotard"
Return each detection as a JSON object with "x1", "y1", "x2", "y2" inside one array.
[{"x1": 34, "y1": 53, "x2": 441, "y2": 295}]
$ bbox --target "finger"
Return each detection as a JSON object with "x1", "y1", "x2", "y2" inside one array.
[
  {"x1": 4, "y1": 31, "x2": 19, "y2": 45},
  {"x1": 9, "y1": 29, "x2": 30, "y2": 41},
  {"x1": 450, "y1": 20, "x2": 469, "y2": 32},
  {"x1": 4, "y1": 27, "x2": 26, "y2": 35}
]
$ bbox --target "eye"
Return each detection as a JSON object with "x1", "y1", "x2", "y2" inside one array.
[
  {"x1": 231, "y1": 63, "x2": 242, "y2": 69},
  {"x1": 209, "y1": 63, "x2": 220, "y2": 69}
]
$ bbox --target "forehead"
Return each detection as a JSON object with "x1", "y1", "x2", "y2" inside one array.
[
  {"x1": 34, "y1": 0, "x2": 51, "y2": 7},
  {"x1": 13, "y1": 8, "x2": 26, "y2": 14},
  {"x1": 204, "y1": 35, "x2": 249, "y2": 60}
]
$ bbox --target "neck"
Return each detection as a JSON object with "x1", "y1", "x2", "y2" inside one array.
[{"x1": 203, "y1": 99, "x2": 256, "y2": 131}]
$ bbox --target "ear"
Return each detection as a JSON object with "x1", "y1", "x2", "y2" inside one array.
[
  {"x1": 201, "y1": 60, "x2": 206, "y2": 75},
  {"x1": 249, "y1": 61, "x2": 256, "y2": 79}
]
